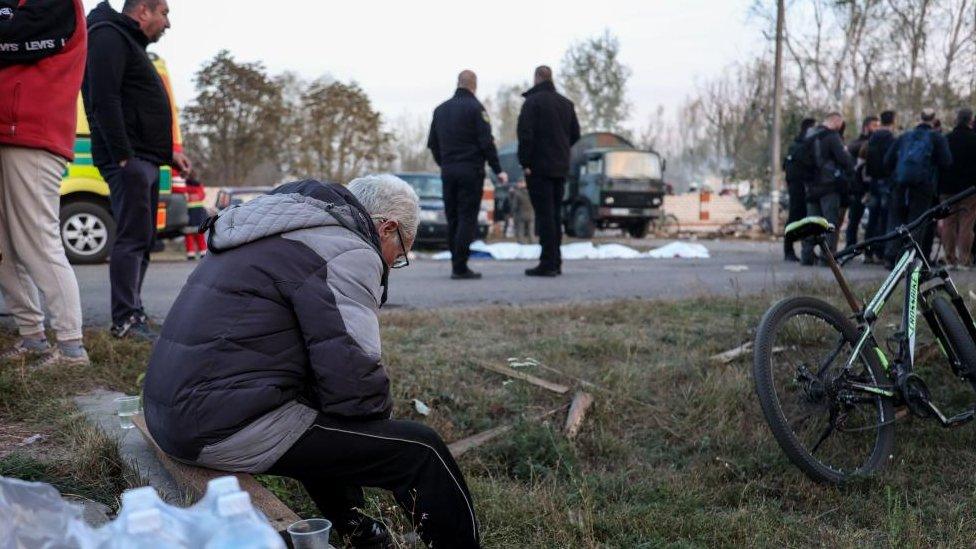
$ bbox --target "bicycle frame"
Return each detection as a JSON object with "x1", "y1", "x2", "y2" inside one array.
[{"x1": 816, "y1": 230, "x2": 976, "y2": 424}]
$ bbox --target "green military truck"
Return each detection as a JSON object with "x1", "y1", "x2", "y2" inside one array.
[{"x1": 496, "y1": 132, "x2": 667, "y2": 239}]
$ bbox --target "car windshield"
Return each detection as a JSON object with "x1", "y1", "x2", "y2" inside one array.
[
  {"x1": 604, "y1": 151, "x2": 662, "y2": 180},
  {"x1": 400, "y1": 175, "x2": 443, "y2": 199}
]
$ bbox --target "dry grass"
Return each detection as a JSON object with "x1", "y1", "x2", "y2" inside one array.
[{"x1": 2, "y1": 281, "x2": 976, "y2": 546}]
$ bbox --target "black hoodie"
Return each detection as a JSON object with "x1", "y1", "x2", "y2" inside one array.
[
  {"x1": 82, "y1": 1, "x2": 172, "y2": 168},
  {"x1": 516, "y1": 80, "x2": 581, "y2": 178}
]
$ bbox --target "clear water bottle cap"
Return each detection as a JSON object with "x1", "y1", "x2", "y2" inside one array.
[
  {"x1": 127, "y1": 508, "x2": 163, "y2": 534},
  {"x1": 121, "y1": 486, "x2": 159, "y2": 509},
  {"x1": 216, "y1": 491, "x2": 252, "y2": 517},
  {"x1": 206, "y1": 475, "x2": 241, "y2": 495}
]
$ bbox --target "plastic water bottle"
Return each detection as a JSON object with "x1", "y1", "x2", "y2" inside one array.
[
  {"x1": 203, "y1": 492, "x2": 285, "y2": 549},
  {"x1": 100, "y1": 507, "x2": 185, "y2": 548},
  {"x1": 99, "y1": 486, "x2": 191, "y2": 548},
  {"x1": 185, "y1": 476, "x2": 243, "y2": 540}
]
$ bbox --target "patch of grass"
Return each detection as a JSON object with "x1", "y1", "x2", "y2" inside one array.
[{"x1": 3, "y1": 278, "x2": 976, "y2": 545}]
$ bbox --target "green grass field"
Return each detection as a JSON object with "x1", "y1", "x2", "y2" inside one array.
[{"x1": 3, "y1": 284, "x2": 976, "y2": 547}]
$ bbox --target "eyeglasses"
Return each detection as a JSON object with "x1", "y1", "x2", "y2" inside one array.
[
  {"x1": 372, "y1": 215, "x2": 410, "y2": 269},
  {"x1": 391, "y1": 224, "x2": 409, "y2": 269}
]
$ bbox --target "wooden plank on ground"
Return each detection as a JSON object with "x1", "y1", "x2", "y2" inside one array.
[
  {"x1": 448, "y1": 405, "x2": 568, "y2": 457},
  {"x1": 563, "y1": 392, "x2": 595, "y2": 439},
  {"x1": 709, "y1": 342, "x2": 752, "y2": 365},
  {"x1": 131, "y1": 415, "x2": 300, "y2": 532},
  {"x1": 481, "y1": 363, "x2": 570, "y2": 394}
]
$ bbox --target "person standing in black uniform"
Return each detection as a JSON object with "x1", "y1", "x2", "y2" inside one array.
[
  {"x1": 517, "y1": 66, "x2": 581, "y2": 277},
  {"x1": 427, "y1": 70, "x2": 507, "y2": 280}
]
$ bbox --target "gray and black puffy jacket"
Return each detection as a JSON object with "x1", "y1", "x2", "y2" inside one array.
[{"x1": 143, "y1": 180, "x2": 391, "y2": 472}]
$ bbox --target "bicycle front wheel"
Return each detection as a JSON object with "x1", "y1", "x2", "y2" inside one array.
[{"x1": 753, "y1": 296, "x2": 895, "y2": 484}]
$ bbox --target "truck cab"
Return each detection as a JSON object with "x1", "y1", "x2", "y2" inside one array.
[
  {"x1": 59, "y1": 54, "x2": 188, "y2": 264},
  {"x1": 565, "y1": 133, "x2": 666, "y2": 239}
]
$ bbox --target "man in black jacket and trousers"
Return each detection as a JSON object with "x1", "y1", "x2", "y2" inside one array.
[
  {"x1": 428, "y1": 70, "x2": 507, "y2": 280},
  {"x1": 517, "y1": 66, "x2": 581, "y2": 277},
  {"x1": 82, "y1": 0, "x2": 191, "y2": 339},
  {"x1": 883, "y1": 108, "x2": 952, "y2": 268},
  {"x1": 801, "y1": 113, "x2": 855, "y2": 265}
]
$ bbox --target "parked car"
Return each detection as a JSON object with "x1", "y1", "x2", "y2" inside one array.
[
  {"x1": 214, "y1": 187, "x2": 274, "y2": 211},
  {"x1": 395, "y1": 173, "x2": 489, "y2": 248},
  {"x1": 60, "y1": 55, "x2": 188, "y2": 264}
]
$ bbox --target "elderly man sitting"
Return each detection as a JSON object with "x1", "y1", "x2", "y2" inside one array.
[{"x1": 143, "y1": 176, "x2": 479, "y2": 548}]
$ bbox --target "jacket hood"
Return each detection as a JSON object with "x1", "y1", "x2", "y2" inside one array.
[
  {"x1": 207, "y1": 180, "x2": 381, "y2": 253},
  {"x1": 522, "y1": 80, "x2": 556, "y2": 97},
  {"x1": 87, "y1": 1, "x2": 148, "y2": 47}
]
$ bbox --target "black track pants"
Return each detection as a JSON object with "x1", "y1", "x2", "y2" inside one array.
[{"x1": 266, "y1": 415, "x2": 480, "y2": 548}]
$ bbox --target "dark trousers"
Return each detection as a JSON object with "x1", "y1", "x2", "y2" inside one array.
[
  {"x1": 100, "y1": 158, "x2": 160, "y2": 324},
  {"x1": 265, "y1": 415, "x2": 479, "y2": 549},
  {"x1": 784, "y1": 180, "x2": 807, "y2": 258},
  {"x1": 801, "y1": 192, "x2": 840, "y2": 264},
  {"x1": 865, "y1": 186, "x2": 889, "y2": 258},
  {"x1": 885, "y1": 182, "x2": 936, "y2": 264},
  {"x1": 441, "y1": 165, "x2": 484, "y2": 274},
  {"x1": 845, "y1": 193, "x2": 866, "y2": 247},
  {"x1": 527, "y1": 175, "x2": 565, "y2": 271}
]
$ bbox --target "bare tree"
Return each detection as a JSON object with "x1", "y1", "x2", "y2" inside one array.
[
  {"x1": 482, "y1": 83, "x2": 526, "y2": 145},
  {"x1": 560, "y1": 30, "x2": 632, "y2": 132},
  {"x1": 390, "y1": 114, "x2": 437, "y2": 172},
  {"x1": 292, "y1": 80, "x2": 394, "y2": 183},
  {"x1": 182, "y1": 50, "x2": 287, "y2": 186}
]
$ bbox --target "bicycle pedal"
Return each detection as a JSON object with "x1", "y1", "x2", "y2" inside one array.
[{"x1": 945, "y1": 408, "x2": 976, "y2": 428}]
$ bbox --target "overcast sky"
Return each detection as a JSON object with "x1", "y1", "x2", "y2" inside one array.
[{"x1": 83, "y1": 0, "x2": 765, "y2": 130}]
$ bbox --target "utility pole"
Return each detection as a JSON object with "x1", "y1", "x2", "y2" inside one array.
[{"x1": 770, "y1": 0, "x2": 785, "y2": 235}]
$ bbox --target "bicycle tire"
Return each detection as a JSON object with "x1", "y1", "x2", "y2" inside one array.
[
  {"x1": 930, "y1": 294, "x2": 976, "y2": 392},
  {"x1": 753, "y1": 296, "x2": 895, "y2": 484},
  {"x1": 661, "y1": 214, "x2": 680, "y2": 237}
]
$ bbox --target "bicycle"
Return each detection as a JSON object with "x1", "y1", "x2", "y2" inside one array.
[{"x1": 752, "y1": 186, "x2": 976, "y2": 484}]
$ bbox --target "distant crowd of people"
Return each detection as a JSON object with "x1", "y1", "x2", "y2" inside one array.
[{"x1": 784, "y1": 107, "x2": 976, "y2": 270}]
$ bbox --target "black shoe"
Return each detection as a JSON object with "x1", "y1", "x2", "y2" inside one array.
[
  {"x1": 335, "y1": 515, "x2": 393, "y2": 549},
  {"x1": 111, "y1": 314, "x2": 158, "y2": 343},
  {"x1": 525, "y1": 266, "x2": 560, "y2": 277},
  {"x1": 451, "y1": 269, "x2": 482, "y2": 280},
  {"x1": 784, "y1": 253, "x2": 800, "y2": 263}
]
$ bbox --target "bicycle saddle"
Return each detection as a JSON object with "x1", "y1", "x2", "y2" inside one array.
[{"x1": 784, "y1": 216, "x2": 835, "y2": 242}]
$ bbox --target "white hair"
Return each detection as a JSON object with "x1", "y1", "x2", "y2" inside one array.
[{"x1": 347, "y1": 174, "x2": 420, "y2": 241}]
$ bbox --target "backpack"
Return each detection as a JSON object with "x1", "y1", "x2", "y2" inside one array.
[
  {"x1": 894, "y1": 129, "x2": 935, "y2": 185},
  {"x1": 784, "y1": 134, "x2": 820, "y2": 183},
  {"x1": 865, "y1": 130, "x2": 894, "y2": 179}
]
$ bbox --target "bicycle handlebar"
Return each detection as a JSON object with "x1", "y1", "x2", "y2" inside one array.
[{"x1": 834, "y1": 185, "x2": 976, "y2": 262}]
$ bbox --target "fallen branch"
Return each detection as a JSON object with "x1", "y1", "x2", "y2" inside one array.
[
  {"x1": 481, "y1": 363, "x2": 570, "y2": 394},
  {"x1": 563, "y1": 392, "x2": 594, "y2": 439},
  {"x1": 448, "y1": 405, "x2": 568, "y2": 458},
  {"x1": 709, "y1": 342, "x2": 752, "y2": 365}
]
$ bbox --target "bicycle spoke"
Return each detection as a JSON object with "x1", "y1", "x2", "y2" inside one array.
[
  {"x1": 816, "y1": 336, "x2": 847, "y2": 378},
  {"x1": 809, "y1": 423, "x2": 835, "y2": 455}
]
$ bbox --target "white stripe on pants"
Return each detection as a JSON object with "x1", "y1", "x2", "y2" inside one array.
[{"x1": 0, "y1": 146, "x2": 83, "y2": 341}]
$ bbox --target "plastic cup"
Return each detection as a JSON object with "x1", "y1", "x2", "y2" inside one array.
[
  {"x1": 115, "y1": 395, "x2": 141, "y2": 430},
  {"x1": 287, "y1": 518, "x2": 332, "y2": 549}
]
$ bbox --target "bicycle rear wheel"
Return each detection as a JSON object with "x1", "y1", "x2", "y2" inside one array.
[{"x1": 753, "y1": 296, "x2": 895, "y2": 484}]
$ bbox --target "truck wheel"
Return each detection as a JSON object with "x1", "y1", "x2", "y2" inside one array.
[
  {"x1": 60, "y1": 201, "x2": 116, "y2": 264},
  {"x1": 572, "y1": 205, "x2": 595, "y2": 239},
  {"x1": 626, "y1": 221, "x2": 650, "y2": 239}
]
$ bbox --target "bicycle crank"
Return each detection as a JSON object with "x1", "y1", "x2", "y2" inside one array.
[{"x1": 898, "y1": 372, "x2": 976, "y2": 427}]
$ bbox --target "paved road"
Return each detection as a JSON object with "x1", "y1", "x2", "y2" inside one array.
[{"x1": 0, "y1": 239, "x2": 915, "y2": 328}]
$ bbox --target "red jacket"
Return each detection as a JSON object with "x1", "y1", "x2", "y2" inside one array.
[{"x1": 0, "y1": 0, "x2": 87, "y2": 160}]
